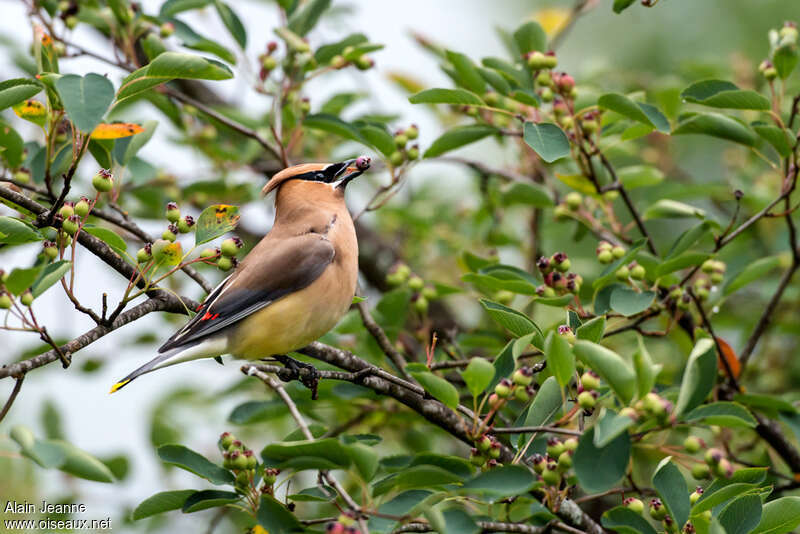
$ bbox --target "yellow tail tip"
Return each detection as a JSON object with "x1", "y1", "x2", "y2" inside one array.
[{"x1": 109, "y1": 379, "x2": 130, "y2": 394}]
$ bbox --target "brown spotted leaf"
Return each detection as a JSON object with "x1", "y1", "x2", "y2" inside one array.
[
  {"x1": 195, "y1": 204, "x2": 240, "y2": 245},
  {"x1": 91, "y1": 122, "x2": 144, "y2": 139}
]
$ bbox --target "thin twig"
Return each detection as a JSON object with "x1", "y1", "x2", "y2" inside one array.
[
  {"x1": 0, "y1": 377, "x2": 24, "y2": 423},
  {"x1": 491, "y1": 426, "x2": 581, "y2": 436}
]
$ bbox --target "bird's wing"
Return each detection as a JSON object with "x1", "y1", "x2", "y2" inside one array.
[{"x1": 158, "y1": 233, "x2": 335, "y2": 352}]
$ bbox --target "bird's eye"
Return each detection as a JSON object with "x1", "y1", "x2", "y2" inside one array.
[{"x1": 315, "y1": 172, "x2": 328, "y2": 182}]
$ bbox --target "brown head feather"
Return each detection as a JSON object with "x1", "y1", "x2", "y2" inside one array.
[{"x1": 262, "y1": 163, "x2": 328, "y2": 196}]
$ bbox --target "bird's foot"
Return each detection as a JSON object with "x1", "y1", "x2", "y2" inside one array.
[{"x1": 272, "y1": 354, "x2": 320, "y2": 400}]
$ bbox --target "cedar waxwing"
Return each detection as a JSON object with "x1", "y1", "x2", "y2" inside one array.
[{"x1": 110, "y1": 157, "x2": 371, "y2": 394}]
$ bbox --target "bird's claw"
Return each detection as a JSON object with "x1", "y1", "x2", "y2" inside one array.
[{"x1": 273, "y1": 355, "x2": 320, "y2": 400}]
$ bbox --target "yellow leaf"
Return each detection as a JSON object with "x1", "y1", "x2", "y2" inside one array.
[
  {"x1": 251, "y1": 527, "x2": 268, "y2": 534},
  {"x1": 13, "y1": 99, "x2": 47, "y2": 127},
  {"x1": 90, "y1": 122, "x2": 145, "y2": 139},
  {"x1": 534, "y1": 8, "x2": 571, "y2": 36},
  {"x1": 555, "y1": 173, "x2": 600, "y2": 196}
]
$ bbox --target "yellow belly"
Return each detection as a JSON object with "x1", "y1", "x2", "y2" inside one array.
[{"x1": 228, "y1": 267, "x2": 353, "y2": 359}]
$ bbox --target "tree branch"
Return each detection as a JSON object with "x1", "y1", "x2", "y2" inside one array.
[{"x1": 0, "y1": 377, "x2": 24, "y2": 423}]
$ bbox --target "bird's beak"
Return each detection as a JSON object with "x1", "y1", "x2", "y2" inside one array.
[{"x1": 330, "y1": 157, "x2": 370, "y2": 189}]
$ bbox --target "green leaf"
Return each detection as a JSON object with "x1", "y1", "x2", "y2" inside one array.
[
  {"x1": 773, "y1": 44, "x2": 799, "y2": 80},
  {"x1": 460, "y1": 465, "x2": 536, "y2": 499},
  {"x1": 603, "y1": 506, "x2": 658, "y2": 534},
  {"x1": 752, "y1": 497, "x2": 800, "y2": 534},
  {"x1": 593, "y1": 408, "x2": 635, "y2": 448},
  {"x1": 133, "y1": 490, "x2": 196, "y2": 520},
  {"x1": 157, "y1": 444, "x2": 235, "y2": 485},
  {"x1": 598, "y1": 93, "x2": 670, "y2": 132},
  {"x1": 424, "y1": 124, "x2": 496, "y2": 158},
  {"x1": 446, "y1": 51, "x2": 485, "y2": 94},
  {"x1": 752, "y1": 122, "x2": 793, "y2": 157},
  {"x1": 409, "y1": 88, "x2": 483, "y2": 106},
  {"x1": 573, "y1": 341, "x2": 637, "y2": 403},
  {"x1": 719, "y1": 494, "x2": 762, "y2": 534},
  {"x1": 55, "y1": 74, "x2": 115, "y2": 133},
  {"x1": 182, "y1": 489, "x2": 240, "y2": 513},
  {"x1": 257, "y1": 494, "x2": 304, "y2": 534},
  {"x1": 522, "y1": 122, "x2": 570, "y2": 163},
  {"x1": 461, "y1": 358, "x2": 495, "y2": 398},
  {"x1": 684, "y1": 402, "x2": 757, "y2": 428},
  {"x1": 673, "y1": 112, "x2": 757, "y2": 146},
  {"x1": 617, "y1": 165, "x2": 665, "y2": 189},
  {"x1": 675, "y1": 338, "x2": 717, "y2": 416},
  {"x1": 214, "y1": 1, "x2": 247, "y2": 48},
  {"x1": 262, "y1": 438, "x2": 352, "y2": 469},
  {"x1": 501, "y1": 182, "x2": 554, "y2": 207},
  {"x1": 521, "y1": 376, "x2": 562, "y2": 433},
  {"x1": 358, "y1": 124, "x2": 395, "y2": 156},
  {"x1": 83, "y1": 226, "x2": 127, "y2": 255},
  {"x1": 512, "y1": 21, "x2": 547, "y2": 54},
  {"x1": 545, "y1": 331, "x2": 575, "y2": 388},
  {"x1": 348, "y1": 442, "x2": 379, "y2": 481},
  {"x1": 195, "y1": 204, "x2": 240, "y2": 245},
  {"x1": 724, "y1": 255, "x2": 783, "y2": 296},
  {"x1": 479, "y1": 67, "x2": 511, "y2": 94},
  {"x1": 5, "y1": 267, "x2": 43, "y2": 295},
  {"x1": 666, "y1": 221, "x2": 714, "y2": 259},
  {"x1": 0, "y1": 78, "x2": 43, "y2": 111},
  {"x1": 30, "y1": 260, "x2": 71, "y2": 298},
  {"x1": 480, "y1": 299, "x2": 541, "y2": 337},
  {"x1": 160, "y1": 0, "x2": 211, "y2": 16},
  {"x1": 574, "y1": 427, "x2": 630, "y2": 493},
  {"x1": 287, "y1": 0, "x2": 331, "y2": 36},
  {"x1": 407, "y1": 368, "x2": 460, "y2": 410},
  {"x1": 170, "y1": 18, "x2": 236, "y2": 64},
  {"x1": 116, "y1": 52, "x2": 233, "y2": 105},
  {"x1": 372, "y1": 465, "x2": 463, "y2": 497},
  {"x1": 613, "y1": 0, "x2": 637, "y2": 13},
  {"x1": 315, "y1": 33, "x2": 368, "y2": 64},
  {"x1": 0, "y1": 121, "x2": 24, "y2": 168},
  {"x1": 655, "y1": 252, "x2": 712, "y2": 278},
  {"x1": 609, "y1": 286, "x2": 656, "y2": 316},
  {"x1": 113, "y1": 119, "x2": 158, "y2": 165},
  {"x1": 693, "y1": 482, "x2": 761, "y2": 514},
  {"x1": 576, "y1": 316, "x2": 605, "y2": 343},
  {"x1": 643, "y1": 199, "x2": 705, "y2": 220},
  {"x1": 681, "y1": 80, "x2": 770, "y2": 110},
  {"x1": 0, "y1": 216, "x2": 43, "y2": 245},
  {"x1": 652, "y1": 457, "x2": 690, "y2": 528},
  {"x1": 633, "y1": 337, "x2": 660, "y2": 399},
  {"x1": 303, "y1": 113, "x2": 364, "y2": 143}
]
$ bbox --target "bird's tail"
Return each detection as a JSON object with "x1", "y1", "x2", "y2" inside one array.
[{"x1": 109, "y1": 337, "x2": 228, "y2": 393}]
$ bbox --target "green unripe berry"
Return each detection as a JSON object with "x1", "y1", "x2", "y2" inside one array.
[
  {"x1": 624, "y1": 497, "x2": 644, "y2": 514},
  {"x1": 494, "y1": 379, "x2": 512, "y2": 398},
  {"x1": 43, "y1": 241, "x2": 58, "y2": 260},
  {"x1": 684, "y1": 436, "x2": 702, "y2": 454},
  {"x1": 162, "y1": 227, "x2": 177, "y2": 242},
  {"x1": 514, "y1": 386, "x2": 530, "y2": 402},
  {"x1": 58, "y1": 203, "x2": 74, "y2": 219},
  {"x1": 691, "y1": 463, "x2": 711, "y2": 480},
  {"x1": 540, "y1": 87, "x2": 554, "y2": 102},
  {"x1": 406, "y1": 125, "x2": 419, "y2": 140},
  {"x1": 221, "y1": 237, "x2": 243, "y2": 257},
  {"x1": 355, "y1": 56, "x2": 373, "y2": 70},
  {"x1": 74, "y1": 198, "x2": 90, "y2": 218},
  {"x1": 630, "y1": 263, "x2": 646, "y2": 281},
  {"x1": 177, "y1": 215, "x2": 195, "y2": 233},
  {"x1": 597, "y1": 249, "x2": 613, "y2": 264},
  {"x1": 0, "y1": 293, "x2": 12, "y2": 309},
  {"x1": 620, "y1": 407, "x2": 639, "y2": 420},
  {"x1": 512, "y1": 367, "x2": 533, "y2": 387},
  {"x1": 235, "y1": 470, "x2": 250, "y2": 487},
  {"x1": 543, "y1": 53, "x2": 558, "y2": 69},
  {"x1": 488, "y1": 442, "x2": 501, "y2": 459},
  {"x1": 165, "y1": 201, "x2": 180, "y2": 223},
  {"x1": 557, "y1": 451, "x2": 572, "y2": 471},
  {"x1": 546, "y1": 437, "x2": 565, "y2": 459},
  {"x1": 581, "y1": 119, "x2": 599, "y2": 134},
  {"x1": 394, "y1": 133, "x2": 408, "y2": 148},
  {"x1": 137, "y1": 246, "x2": 152, "y2": 263},
  {"x1": 13, "y1": 169, "x2": 31, "y2": 183},
  {"x1": 261, "y1": 55, "x2": 278, "y2": 70},
  {"x1": 565, "y1": 192, "x2": 582, "y2": 211},
  {"x1": 527, "y1": 51, "x2": 549, "y2": 70},
  {"x1": 493, "y1": 289, "x2": 514, "y2": 305},
  {"x1": 542, "y1": 465, "x2": 560, "y2": 486},
  {"x1": 408, "y1": 275, "x2": 424, "y2": 291},
  {"x1": 413, "y1": 295, "x2": 428, "y2": 314},
  {"x1": 219, "y1": 432, "x2": 235, "y2": 449},
  {"x1": 649, "y1": 498, "x2": 666, "y2": 520},
  {"x1": 151, "y1": 239, "x2": 170, "y2": 262},
  {"x1": 713, "y1": 458, "x2": 733, "y2": 478},
  {"x1": 536, "y1": 71, "x2": 552, "y2": 87},
  {"x1": 421, "y1": 285, "x2": 437, "y2": 300},
  {"x1": 563, "y1": 438, "x2": 578, "y2": 451},
  {"x1": 701, "y1": 260, "x2": 715, "y2": 273},
  {"x1": 386, "y1": 272, "x2": 403, "y2": 286},
  {"x1": 299, "y1": 98, "x2": 311, "y2": 114},
  {"x1": 615, "y1": 265, "x2": 630, "y2": 281},
  {"x1": 554, "y1": 204, "x2": 571, "y2": 220},
  {"x1": 331, "y1": 54, "x2": 347, "y2": 69},
  {"x1": 580, "y1": 372, "x2": 599, "y2": 391},
  {"x1": 710, "y1": 272, "x2": 724, "y2": 284},
  {"x1": 531, "y1": 454, "x2": 546, "y2": 474},
  {"x1": 689, "y1": 487, "x2": 704, "y2": 504},
  {"x1": 244, "y1": 450, "x2": 257, "y2": 470},
  {"x1": 406, "y1": 146, "x2": 420, "y2": 160},
  {"x1": 476, "y1": 435, "x2": 492, "y2": 452},
  {"x1": 231, "y1": 451, "x2": 248, "y2": 471},
  {"x1": 611, "y1": 245, "x2": 626, "y2": 259},
  {"x1": 217, "y1": 256, "x2": 233, "y2": 272},
  {"x1": 20, "y1": 291, "x2": 34, "y2": 307},
  {"x1": 577, "y1": 391, "x2": 596, "y2": 410},
  {"x1": 389, "y1": 151, "x2": 404, "y2": 166},
  {"x1": 200, "y1": 248, "x2": 217, "y2": 260},
  {"x1": 704, "y1": 448, "x2": 724, "y2": 465},
  {"x1": 556, "y1": 258, "x2": 570, "y2": 272},
  {"x1": 469, "y1": 450, "x2": 486, "y2": 466},
  {"x1": 62, "y1": 215, "x2": 80, "y2": 235},
  {"x1": 92, "y1": 169, "x2": 114, "y2": 192},
  {"x1": 65, "y1": 15, "x2": 78, "y2": 29}
]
